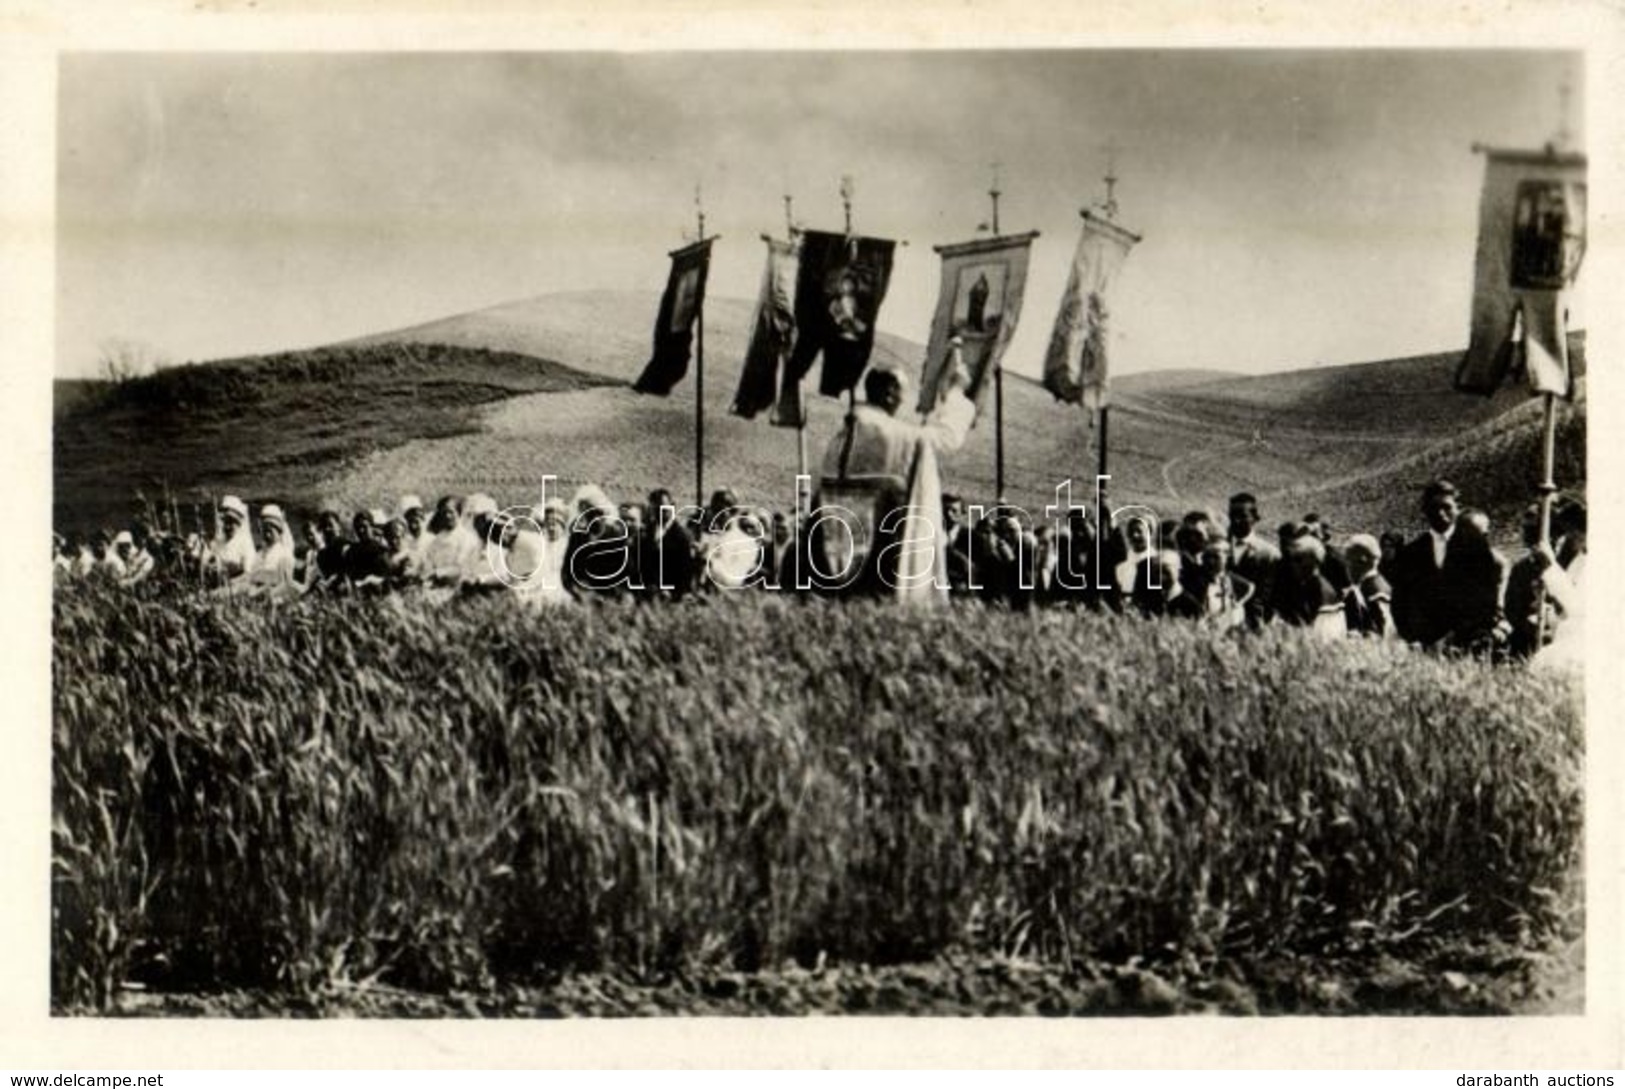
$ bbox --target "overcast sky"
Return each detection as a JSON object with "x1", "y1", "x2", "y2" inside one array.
[{"x1": 56, "y1": 50, "x2": 1582, "y2": 380}]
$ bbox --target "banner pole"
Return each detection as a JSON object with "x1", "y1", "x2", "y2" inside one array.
[
  {"x1": 994, "y1": 361, "x2": 1006, "y2": 501},
  {"x1": 1534, "y1": 390, "x2": 1559, "y2": 648},
  {"x1": 696, "y1": 292, "x2": 705, "y2": 510},
  {"x1": 796, "y1": 376, "x2": 809, "y2": 503},
  {"x1": 1096, "y1": 403, "x2": 1109, "y2": 486}
]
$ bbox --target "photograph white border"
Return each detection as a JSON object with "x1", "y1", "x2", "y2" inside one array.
[{"x1": 3, "y1": 0, "x2": 1621, "y2": 1069}]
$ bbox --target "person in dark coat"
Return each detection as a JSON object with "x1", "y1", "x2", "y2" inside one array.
[
  {"x1": 1389, "y1": 481, "x2": 1504, "y2": 651},
  {"x1": 941, "y1": 494, "x2": 974, "y2": 596},
  {"x1": 967, "y1": 513, "x2": 1012, "y2": 605},
  {"x1": 344, "y1": 510, "x2": 394, "y2": 590},
  {"x1": 1377, "y1": 530, "x2": 1406, "y2": 585},
  {"x1": 1504, "y1": 502, "x2": 1553, "y2": 660},
  {"x1": 1054, "y1": 507, "x2": 1101, "y2": 609},
  {"x1": 312, "y1": 509, "x2": 352, "y2": 592},
  {"x1": 641, "y1": 487, "x2": 696, "y2": 601},
  {"x1": 1167, "y1": 522, "x2": 1211, "y2": 620},
  {"x1": 1451, "y1": 509, "x2": 1509, "y2": 653},
  {"x1": 1277, "y1": 533, "x2": 1343, "y2": 629}
]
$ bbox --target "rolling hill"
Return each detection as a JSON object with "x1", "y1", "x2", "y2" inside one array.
[
  {"x1": 54, "y1": 288, "x2": 1585, "y2": 547},
  {"x1": 53, "y1": 342, "x2": 617, "y2": 532}
]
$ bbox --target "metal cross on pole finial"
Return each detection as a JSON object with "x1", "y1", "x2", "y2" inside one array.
[
  {"x1": 840, "y1": 175, "x2": 855, "y2": 234},
  {"x1": 783, "y1": 192, "x2": 795, "y2": 235},
  {"x1": 989, "y1": 159, "x2": 1002, "y2": 235},
  {"x1": 1102, "y1": 140, "x2": 1121, "y2": 219},
  {"x1": 694, "y1": 181, "x2": 705, "y2": 240}
]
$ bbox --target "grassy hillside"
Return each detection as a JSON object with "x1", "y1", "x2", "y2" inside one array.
[
  {"x1": 1281, "y1": 381, "x2": 1587, "y2": 539},
  {"x1": 328, "y1": 290, "x2": 1569, "y2": 530},
  {"x1": 348, "y1": 289, "x2": 927, "y2": 388},
  {"x1": 54, "y1": 378, "x2": 112, "y2": 418},
  {"x1": 56, "y1": 287, "x2": 1584, "y2": 545},
  {"x1": 53, "y1": 342, "x2": 616, "y2": 533}
]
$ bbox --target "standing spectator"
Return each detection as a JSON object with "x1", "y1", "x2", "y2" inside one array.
[
  {"x1": 381, "y1": 516, "x2": 418, "y2": 586},
  {"x1": 1197, "y1": 538, "x2": 1253, "y2": 630},
  {"x1": 1387, "y1": 486, "x2": 1504, "y2": 653},
  {"x1": 1531, "y1": 497, "x2": 1587, "y2": 673},
  {"x1": 641, "y1": 487, "x2": 696, "y2": 600},
  {"x1": 1181, "y1": 509, "x2": 1220, "y2": 544},
  {"x1": 1167, "y1": 522, "x2": 1211, "y2": 619},
  {"x1": 1302, "y1": 513, "x2": 1350, "y2": 591},
  {"x1": 1390, "y1": 481, "x2": 1471, "y2": 649},
  {"x1": 1111, "y1": 514, "x2": 1172, "y2": 618},
  {"x1": 118, "y1": 522, "x2": 158, "y2": 587},
  {"x1": 1504, "y1": 503, "x2": 1554, "y2": 660},
  {"x1": 994, "y1": 512, "x2": 1038, "y2": 610},
  {"x1": 1227, "y1": 493, "x2": 1281, "y2": 627},
  {"x1": 399, "y1": 495, "x2": 429, "y2": 561},
  {"x1": 457, "y1": 493, "x2": 509, "y2": 593},
  {"x1": 942, "y1": 494, "x2": 973, "y2": 595},
  {"x1": 1340, "y1": 534, "x2": 1394, "y2": 639},
  {"x1": 71, "y1": 534, "x2": 97, "y2": 579},
  {"x1": 966, "y1": 513, "x2": 1005, "y2": 604},
  {"x1": 1377, "y1": 530, "x2": 1406, "y2": 585},
  {"x1": 209, "y1": 495, "x2": 258, "y2": 582},
  {"x1": 505, "y1": 498, "x2": 573, "y2": 607},
  {"x1": 704, "y1": 489, "x2": 739, "y2": 538},
  {"x1": 1053, "y1": 507, "x2": 1101, "y2": 609},
  {"x1": 420, "y1": 497, "x2": 478, "y2": 587},
  {"x1": 312, "y1": 510, "x2": 349, "y2": 590},
  {"x1": 1277, "y1": 533, "x2": 1345, "y2": 636},
  {"x1": 1450, "y1": 509, "x2": 1509, "y2": 653},
  {"x1": 765, "y1": 510, "x2": 798, "y2": 591},
  {"x1": 567, "y1": 488, "x2": 635, "y2": 599},
  {"x1": 1033, "y1": 523, "x2": 1063, "y2": 605},
  {"x1": 703, "y1": 508, "x2": 769, "y2": 592},
  {"x1": 250, "y1": 504, "x2": 298, "y2": 593},
  {"x1": 97, "y1": 531, "x2": 130, "y2": 582},
  {"x1": 345, "y1": 510, "x2": 393, "y2": 590}
]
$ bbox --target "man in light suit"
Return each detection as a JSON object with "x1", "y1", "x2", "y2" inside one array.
[{"x1": 1226, "y1": 492, "x2": 1280, "y2": 628}]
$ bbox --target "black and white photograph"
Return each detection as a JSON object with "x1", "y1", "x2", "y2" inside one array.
[{"x1": 9, "y1": 9, "x2": 1621, "y2": 1071}]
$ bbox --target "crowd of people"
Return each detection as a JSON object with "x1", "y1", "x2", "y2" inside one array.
[{"x1": 53, "y1": 475, "x2": 1586, "y2": 667}]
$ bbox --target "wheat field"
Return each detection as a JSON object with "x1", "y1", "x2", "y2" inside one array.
[{"x1": 51, "y1": 585, "x2": 1583, "y2": 1014}]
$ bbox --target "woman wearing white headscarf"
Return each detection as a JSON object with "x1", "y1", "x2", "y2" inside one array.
[
  {"x1": 209, "y1": 495, "x2": 258, "y2": 586},
  {"x1": 248, "y1": 504, "x2": 299, "y2": 594},
  {"x1": 458, "y1": 493, "x2": 509, "y2": 592},
  {"x1": 507, "y1": 498, "x2": 574, "y2": 607},
  {"x1": 420, "y1": 494, "x2": 483, "y2": 587},
  {"x1": 571, "y1": 484, "x2": 616, "y2": 525},
  {"x1": 703, "y1": 507, "x2": 769, "y2": 591}
]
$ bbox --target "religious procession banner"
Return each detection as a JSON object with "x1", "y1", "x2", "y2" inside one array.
[
  {"x1": 1455, "y1": 147, "x2": 1586, "y2": 400},
  {"x1": 916, "y1": 231, "x2": 1040, "y2": 415},
  {"x1": 729, "y1": 235, "x2": 801, "y2": 422},
  {"x1": 780, "y1": 229, "x2": 897, "y2": 424},
  {"x1": 1042, "y1": 210, "x2": 1140, "y2": 409},
  {"x1": 632, "y1": 237, "x2": 714, "y2": 396}
]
